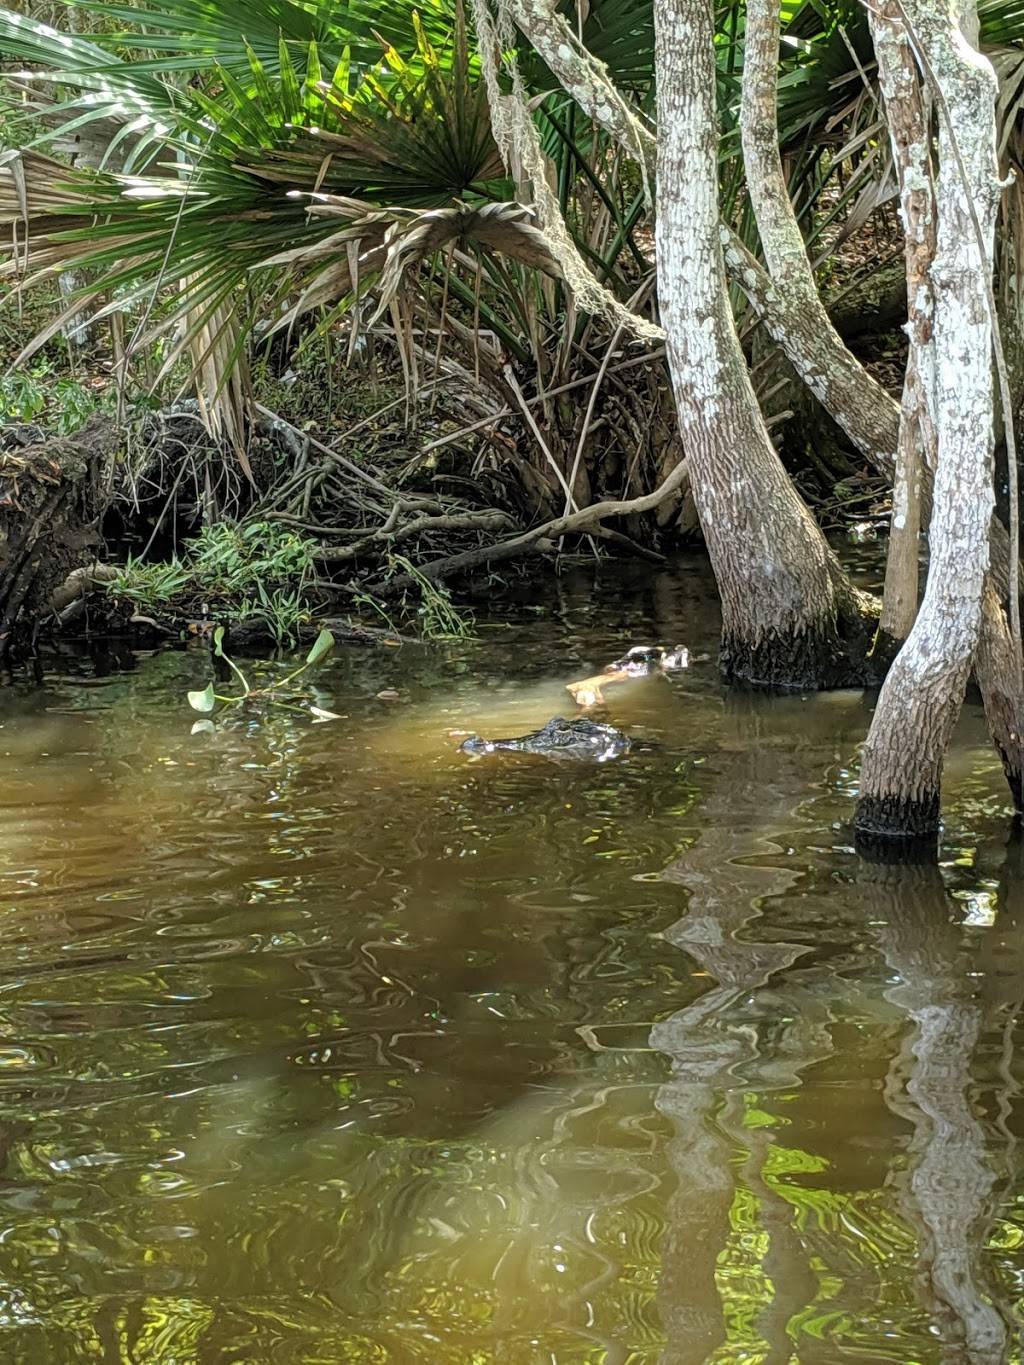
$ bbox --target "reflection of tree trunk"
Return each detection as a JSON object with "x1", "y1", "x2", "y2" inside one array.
[
  {"x1": 867, "y1": 860, "x2": 1009, "y2": 1362},
  {"x1": 652, "y1": 731, "x2": 837, "y2": 1363}
]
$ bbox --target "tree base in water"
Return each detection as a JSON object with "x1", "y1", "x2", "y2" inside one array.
[
  {"x1": 720, "y1": 614, "x2": 880, "y2": 690},
  {"x1": 853, "y1": 791, "x2": 941, "y2": 841}
]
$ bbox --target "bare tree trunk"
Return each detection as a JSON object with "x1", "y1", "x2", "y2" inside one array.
[
  {"x1": 855, "y1": 2, "x2": 1000, "y2": 839},
  {"x1": 869, "y1": 1, "x2": 936, "y2": 655},
  {"x1": 740, "y1": 0, "x2": 902, "y2": 474},
  {"x1": 977, "y1": 585, "x2": 1024, "y2": 808},
  {"x1": 653, "y1": 0, "x2": 876, "y2": 686}
]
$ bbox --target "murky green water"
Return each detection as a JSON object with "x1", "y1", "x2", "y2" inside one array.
[{"x1": 1, "y1": 556, "x2": 1023, "y2": 1363}]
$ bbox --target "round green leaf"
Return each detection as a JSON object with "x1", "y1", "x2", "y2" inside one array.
[{"x1": 187, "y1": 683, "x2": 217, "y2": 713}]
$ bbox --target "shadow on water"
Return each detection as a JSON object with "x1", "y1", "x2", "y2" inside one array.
[{"x1": 1, "y1": 555, "x2": 1024, "y2": 1361}]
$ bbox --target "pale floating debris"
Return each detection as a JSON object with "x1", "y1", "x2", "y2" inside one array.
[{"x1": 309, "y1": 705, "x2": 344, "y2": 723}]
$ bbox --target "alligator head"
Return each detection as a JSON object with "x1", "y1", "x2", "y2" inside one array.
[{"x1": 460, "y1": 717, "x2": 631, "y2": 762}]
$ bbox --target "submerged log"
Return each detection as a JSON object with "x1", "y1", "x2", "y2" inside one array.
[{"x1": 0, "y1": 414, "x2": 119, "y2": 659}]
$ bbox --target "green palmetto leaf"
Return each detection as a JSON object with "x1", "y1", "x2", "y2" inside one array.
[
  {"x1": 0, "y1": 5, "x2": 184, "y2": 167},
  {"x1": 53, "y1": 0, "x2": 461, "y2": 83}
]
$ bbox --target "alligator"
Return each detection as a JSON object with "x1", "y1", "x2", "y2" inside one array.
[{"x1": 460, "y1": 716, "x2": 631, "y2": 762}]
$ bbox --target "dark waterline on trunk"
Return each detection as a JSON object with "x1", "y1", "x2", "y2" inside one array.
[{"x1": 0, "y1": 553, "x2": 1020, "y2": 1363}]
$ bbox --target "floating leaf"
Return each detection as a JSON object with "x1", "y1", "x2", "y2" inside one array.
[
  {"x1": 187, "y1": 683, "x2": 216, "y2": 713},
  {"x1": 309, "y1": 705, "x2": 343, "y2": 723},
  {"x1": 190, "y1": 718, "x2": 216, "y2": 735},
  {"x1": 305, "y1": 628, "x2": 335, "y2": 666}
]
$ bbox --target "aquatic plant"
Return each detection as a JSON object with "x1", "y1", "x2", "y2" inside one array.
[
  {"x1": 387, "y1": 555, "x2": 475, "y2": 640},
  {"x1": 187, "y1": 624, "x2": 339, "y2": 723}
]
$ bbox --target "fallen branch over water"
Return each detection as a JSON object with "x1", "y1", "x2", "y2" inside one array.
[
  {"x1": 316, "y1": 506, "x2": 517, "y2": 562},
  {"x1": 374, "y1": 458, "x2": 691, "y2": 590}
]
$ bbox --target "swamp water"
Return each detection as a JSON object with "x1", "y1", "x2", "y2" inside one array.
[{"x1": 1, "y1": 555, "x2": 1023, "y2": 1364}]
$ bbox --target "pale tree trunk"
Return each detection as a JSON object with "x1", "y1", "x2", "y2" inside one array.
[
  {"x1": 869, "y1": 1, "x2": 936, "y2": 652},
  {"x1": 721, "y1": 230, "x2": 901, "y2": 470},
  {"x1": 740, "y1": 0, "x2": 901, "y2": 474},
  {"x1": 653, "y1": 0, "x2": 875, "y2": 686},
  {"x1": 855, "y1": 2, "x2": 1000, "y2": 839}
]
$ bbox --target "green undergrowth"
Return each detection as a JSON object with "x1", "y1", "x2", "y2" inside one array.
[
  {"x1": 109, "y1": 521, "x2": 476, "y2": 643},
  {"x1": 108, "y1": 522, "x2": 320, "y2": 645},
  {"x1": 353, "y1": 556, "x2": 476, "y2": 640},
  {"x1": 0, "y1": 363, "x2": 116, "y2": 435}
]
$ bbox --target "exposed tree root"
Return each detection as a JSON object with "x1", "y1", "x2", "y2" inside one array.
[{"x1": 0, "y1": 415, "x2": 119, "y2": 659}]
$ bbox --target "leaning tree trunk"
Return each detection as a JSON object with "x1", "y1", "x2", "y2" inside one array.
[
  {"x1": 855, "y1": 3, "x2": 1001, "y2": 839},
  {"x1": 871, "y1": 4, "x2": 1024, "y2": 809},
  {"x1": 868, "y1": 859, "x2": 1008, "y2": 1358},
  {"x1": 654, "y1": 0, "x2": 876, "y2": 687},
  {"x1": 740, "y1": 0, "x2": 902, "y2": 476}
]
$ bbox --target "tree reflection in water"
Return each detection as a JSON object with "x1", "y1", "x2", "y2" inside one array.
[
  {"x1": 870, "y1": 853, "x2": 1013, "y2": 1364},
  {"x1": 652, "y1": 723, "x2": 835, "y2": 1364},
  {"x1": 651, "y1": 709, "x2": 1018, "y2": 1364}
]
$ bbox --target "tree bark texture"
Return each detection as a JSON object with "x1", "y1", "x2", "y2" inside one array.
[
  {"x1": 856, "y1": 4, "x2": 1001, "y2": 838},
  {"x1": 739, "y1": 0, "x2": 901, "y2": 474},
  {"x1": 507, "y1": 0, "x2": 656, "y2": 177},
  {"x1": 977, "y1": 585, "x2": 1024, "y2": 809},
  {"x1": 870, "y1": 0, "x2": 937, "y2": 650},
  {"x1": 654, "y1": 0, "x2": 876, "y2": 687}
]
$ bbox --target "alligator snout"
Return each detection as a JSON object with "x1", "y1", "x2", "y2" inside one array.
[{"x1": 460, "y1": 717, "x2": 631, "y2": 762}]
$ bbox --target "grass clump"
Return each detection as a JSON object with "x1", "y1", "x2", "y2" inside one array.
[
  {"x1": 108, "y1": 521, "x2": 320, "y2": 644},
  {"x1": 352, "y1": 555, "x2": 475, "y2": 641}
]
